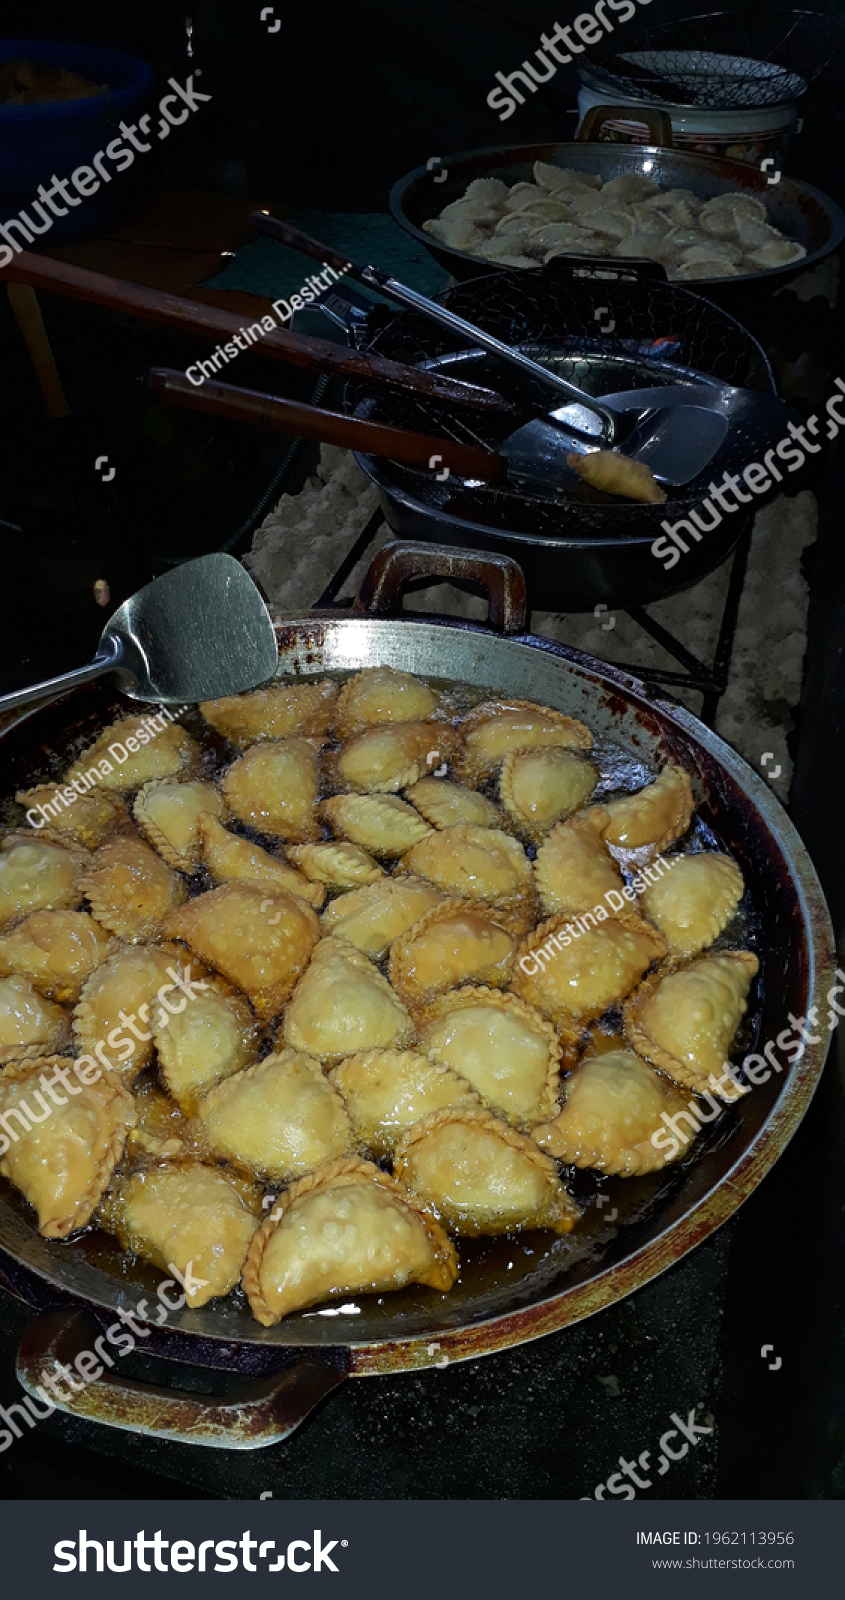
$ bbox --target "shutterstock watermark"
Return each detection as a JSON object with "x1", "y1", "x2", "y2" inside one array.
[
  {"x1": 0, "y1": 1259, "x2": 208, "y2": 1456},
  {"x1": 650, "y1": 967, "x2": 845, "y2": 1161},
  {"x1": 581, "y1": 1404, "x2": 714, "y2": 1499},
  {"x1": 487, "y1": 0, "x2": 654, "y2": 122},
  {"x1": 0, "y1": 75, "x2": 211, "y2": 269},
  {"x1": 652, "y1": 378, "x2": 845, "y2": 571},
  {"x1": 0, "y1": 962, "x2": 209, "y2": 1158}
]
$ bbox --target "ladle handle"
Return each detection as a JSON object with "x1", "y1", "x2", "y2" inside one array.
[
  {"x1": 250, "y1": 213, "x2": 617, "y2": 442},
  {"x1": 0, "y1": 645, "x2": 122, "y2": 716}
]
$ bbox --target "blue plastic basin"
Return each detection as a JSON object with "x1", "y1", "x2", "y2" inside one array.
[{"x1": 0, "y1": 40, "x2": 155, "y2": 244}]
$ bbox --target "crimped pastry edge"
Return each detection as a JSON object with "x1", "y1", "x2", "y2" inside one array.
[
  {"x1": 242, "y1": 1153, "x2": 458, "y2": 1325},
  {"x1": 404, "y1": 777, "x2": 504, "y2": 833},
  {"x1": 199, "y1": 679, "x2": 338, "y2": 747},
  {"x1": 392, "y1": 1105, "x2": 580, "y2": 1236},
  {"x1": 221, "y1": 739, "x2": 323, "y2": 844},
  {"x1": 79, "y1": 835, "x2": 187, "y2": 942},
  {"x1": 193, "y1": 1046, "x2": 352, "y2": 1179},
  {"x1": 388, "y1": 896, "x2": 517, "y2": 1009},
  {"x1": 602, "y1": 763, "x2": 695, "y2": 860},
  {"x1": 639, "y1": 851, "x2": 745, "y2": 958},
  {"x1": 622, "y1": 949, "x2": 759, "y2": 1096},
  {"x1": 327, "y1": 1047, "x2": 481, "y2": 1154},
  {"x1": 512, "y1": 906, "x2": 668, "y2": 1023},
  {"x1": 0, "y1": 1054, "x2": 136, "y2": 1237},
  {"x1": 318, "y1": 792, "x2": 433, "y2": 856},
  {"x1": 416, "y1": 984, "x2": 563, "y2": 1126},
  {"x1": 198, "y1": 813, "x2": 326, "y2": 908},
  {"x1": 532, "y1": 1052, "x2": 693, "y2": 1174},
  {"x1": 334, "y1": 668, "x2": 443, "y2": 738},
  {"x1": 499, "y1": 745, "x2": 599, "y2": 845},
  {"x1": 133, "y1": 779, "x2": 224, "y2": 872}
]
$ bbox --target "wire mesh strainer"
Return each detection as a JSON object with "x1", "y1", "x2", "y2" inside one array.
[{"x1": 583, "y1": 8, "x2": 845, "y2": 109}]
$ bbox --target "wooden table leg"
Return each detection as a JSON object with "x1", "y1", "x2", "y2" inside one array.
[{"x1": 6, "y1": 282, "x2": 71, "y2": 417}]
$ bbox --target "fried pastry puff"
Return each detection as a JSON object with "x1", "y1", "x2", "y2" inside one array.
[
  {"x1": 243, "y1": 1155, "x2": 458, "y2": 1325},
  {"x1": 320, "y1": 876, "x2": 444, "y2": 960},
  {"x1": 534, "y1": 808, "x2": 623, "y2": 918},
  {"x1": 65, "y1": 714, "x2": 200, "y2": 791},
  {"x1": 417, "y1": 987, "x2": 561, "y2": 1126},
  {"x1": 0, "y1": 973, "x2": 70, "y2": 1059},
  {"x1": 602, "y1": 765, "x2": 694, "y2": 863},
  {"x1": 196, "y1": 1048, "x2": 351, "y2": 1180},
  {"x1": 79, "y1": 835, "x2": 187, "y2": 942},
  {"x1": 533, "y1": 1048, "x2": 693, "y2": 1173},
  {"x1": 405, "y1": 777, "x2": 503, "y2": 831},
  {"x1": 153, "y1": 982, "x2": 259, "y2": 1113},
  {"x1": 639, "y1": 851, "x2": 744, "y2": 959},
  {"x1": 319, "y1": 793, "x2": 432, "y2": 857},
  {"x1": 222, "y1": 738, "x2": 321, "y2": 843},
  {"x1": 328, "y1": 1049, "x2": 481, "y2": 1155},
  {"x1": 198, "y1": 814, "x2": 324, "y2": 908},
  {"x1": 400, "y1": 825, "x2": 534, "y2": 920},
  {"x1": 334, "y1": 666, "x2": 441, "y2": 735},
  {"x1": 389, "y1": 899, "x2": 517, "y2": 1007},
  {"x1": 623, "y1": 949, "x2": 759, "y2": 1099},
  {"x1": 336, "y1": 721, "x2": 461, "y2": 795},
  {"x1": 17, "y1": 784, "x2": 129, "y2": 850},
  {"x1": 101, "y1": 1162, "x2": 259, "y2": 1307},
  {"x1": 199, "y1": 679, "x2": 337, "y2": 747},
  {"x1": 164, "y1": 883, "x2": 319, "y2": 1018},
  {"x1": 499, "y1": 747, "x2": 599, "y2": 843},
  {"x1": 0, "y1": 910, "x2": 113, "y2": 1004},
  {"x1": 393, "y1": 1107, "x2": 579, "y2": 1236},
  {"x1": 566, "y1": 449, "x2": 667, "y2": 505},
  {"x1": 513, "y1": 910, "x2": 667, "y2": 1026},
  {"x1": 0, "y1": 1056, "x2": 134, "y2": 1237},
  {"x1": 283, "y1": 937, "x2": 413, "y2": 1061},
  {"x1": 458, "y1": 700, "x2": 592, "y2": 786},
  {"x1": 134, "y1": 779, "x2": 223, "y2": 871},
  {"x1": 0, "y1": 832, "x2": 86, "y2": 927},
  {"x1": 74, "y1": 943, "x2": 206, "y2": 1081},
  {"x1": 287, "y1": 841, "x2": 384, "y2": 891}
]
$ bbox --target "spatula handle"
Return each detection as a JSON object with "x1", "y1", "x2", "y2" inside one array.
[{"x1": 0, "y1": 647, "x2": 121, "y2": 715}]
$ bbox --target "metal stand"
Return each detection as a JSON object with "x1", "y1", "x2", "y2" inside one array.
[{"x1": 313, "y1": 510, "x2": 755, "y2": 728}]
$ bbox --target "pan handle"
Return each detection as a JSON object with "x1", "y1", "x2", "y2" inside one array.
[
  {"x1": 577, "y1": 103, "x2": 674, "y2": 148},
  {"x1": 354, "y1": 540, "x2": 528, "y2": 634},
  {"x1": 16, "y1": 1308, "x2": 349, "y2": 1450}
]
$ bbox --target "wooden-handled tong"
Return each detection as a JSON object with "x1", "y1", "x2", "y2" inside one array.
[
  {"x1": 148, "y1": 367, "x2": 508, "y2": 482},
  {"x1": 1, "y1": 249, "x2": 520, "y2": 420}
]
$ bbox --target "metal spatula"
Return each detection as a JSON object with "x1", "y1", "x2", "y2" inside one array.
[
  {"x1": 0, "y1": 554, "x2": 279, "y2": 715},
  {"x1": 250, "y1": 212, "x2": 797, "y2": 489}
]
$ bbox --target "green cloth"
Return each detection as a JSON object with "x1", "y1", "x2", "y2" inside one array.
[{"x1": 203, "y1": 210, "x2": 449, "y2": 301}]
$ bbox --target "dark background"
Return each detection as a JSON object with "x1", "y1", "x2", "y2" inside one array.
[{"x1": 0, "y1": 0, "x2": 842, "y2": 1501}]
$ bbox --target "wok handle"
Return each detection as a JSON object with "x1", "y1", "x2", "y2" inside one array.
[
  {"x1": 577, "y1": 103, "x2": 674, "y2": 148},
  {"x1": 354, "y1": 540, "x2": 528, "y2": 634},
  {"x1": 16, "y1": 1308, "x2": 349, "y2": 1451}
]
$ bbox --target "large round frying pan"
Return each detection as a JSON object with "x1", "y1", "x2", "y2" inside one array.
[
  {"x1": 390, "y1": 114, "x2": 845, "y2": 301},
  {"x1": 1, "y1": 545, "x2": 834, "y2": 1450}
]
